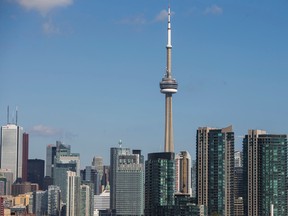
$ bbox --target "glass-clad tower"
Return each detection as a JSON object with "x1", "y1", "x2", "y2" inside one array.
[
  {"x1": 145, "y1": 152, "x2": 175, "y2": 215},
  {"x1": 197, "y1": 126, "x2": 235, "y2": 216},
  {"x1": 243, "y1": 131, "x2": 287, "y2": 216},
  {"x1": 110, "y1": 145, "x2": 144, "y2": 215}
]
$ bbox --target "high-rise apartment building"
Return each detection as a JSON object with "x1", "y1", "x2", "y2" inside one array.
[
  {"x1": 243, "y1": 130, "x2": 287, "y2": 216},
  {"x1": 175, "y1": 151, "x2": 192, "y2": 195},
  {"x1": 145, "y1": 152, "x2": 175, "y2": 215},
  {"x1": 196, "y1": 126, "x2": 235, "y2": 216},
  {"x1": 110, "y1": 146, "x2": 144, "y2": 215},
  {"x1": 0, "y1": 124, "x2": 23, "y2": 182},
  {"x1": 191, "y1": 160, "x2": 196, "y2": 198}
]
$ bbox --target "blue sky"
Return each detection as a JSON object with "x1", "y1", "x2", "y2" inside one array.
[{"x1": 1, "y1": 0, "x2": 288, "y2": 167}]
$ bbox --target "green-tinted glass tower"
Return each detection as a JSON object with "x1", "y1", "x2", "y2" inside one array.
[
  {"x1": 243, "y1": 131, "x2": 287, "y2": 216},
  {"x1": 145, "y1": 152, "x2": 175, "y2": 216},
  {"x1": 196, "y1": 126, "x2": 234, "y2": 216}
]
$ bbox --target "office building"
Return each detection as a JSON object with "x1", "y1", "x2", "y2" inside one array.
[
  {"x1": 196, "y1": 126, "x2": 234, "y2": 216},
  {"x1": 11, "y1": 181, "x2": 38, "y2": 196},
  {"x1": 0, "y1": 124, "x2": 23, "y2": 182},
  {"x1": 80, "y1": 183, "x2": 93, "y2": 216},
  {"x1": 22, "y1": 133, "x2": 29, "y2": 181},
  {"x1": 48, "y1": 185, "x2": 61, "y2": 216},
  {"x1": 145, "y1": 152, "x2": 175, "y2": 215},
  {"x1": 110, "y1": 146, "x2": 144, "y2": 215},
  {"x1": 33, "y1": 190, "x2": 48, "y2": 215},
  {"x1": 175, "y1": 151, "x2": 191, "y2": 195},
  {"x1": 243, "y1": 130, "x2": 288, "y2": 216},
  {"x1": 0, "y1": 169, "x2": 13, "y2": 195},
  {"x1": 46, "y1": 144, "x2": 57, "y2": 178},
  {"x1": 66, "y1": 171, "x2": 80, "y2": 216},
  {"x1": 94, "y1": 189, "x2": 110, "y2": 212},
  {"x1": 28, "y1": 159, "x2": 45, "y2": 190}
]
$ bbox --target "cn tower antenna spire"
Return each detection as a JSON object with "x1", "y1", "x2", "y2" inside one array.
[{"x1": 160, "y1": 5, "x2": 178, "y2": 153}]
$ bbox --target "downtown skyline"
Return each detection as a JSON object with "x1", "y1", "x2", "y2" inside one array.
[{"x1": 1, "y1": 0, "x2": 288, "y2": 166}]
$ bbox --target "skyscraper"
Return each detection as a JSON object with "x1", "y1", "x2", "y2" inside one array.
[
  {"x1": 243, "y1": 130, "x2": 288, "y2": 216},
  {"x1": 27, "y1": 159, "x2": 45, "y2": 190},
  {"x1": 0, "y1": 124, "x2": 23, "y2": 182},
  {"x1": 145, "y1": 152, "x2": 175, "y2": 215},
  {"x1": 22, "y1": 132, "x2": 29, "y2": 181},
  {"x1": 110, "y1": 145, "x2": 144, "y2": 215},
  {"x1": 46, "y1": 144, "x2": 57, "y2": 178},
  {"x1": 175, "y1": 151, "x2": 192, "y2": 195},
  {"x1": 66, "y1": 171, "x2": 80, "y2": 216},
  {"x1": 80, "y1": 183, "x2": 93, "y2": 216},
  {"x1": 196, "y1": 126, "x2": 235, "y2": 216},
  {"x1": 159, "y1": 6, "x2": 178, "y2": 153},
  {"x1": 242, "y1": 129, "x2": 266, "y2": 216}
]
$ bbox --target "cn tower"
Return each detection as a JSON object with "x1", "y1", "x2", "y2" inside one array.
[{"x1": 160, "y1": 6, "x2": 178, "y2": 152}]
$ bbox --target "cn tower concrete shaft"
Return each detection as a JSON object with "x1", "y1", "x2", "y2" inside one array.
[{"x1": 164, "y1": 94, "x2": 174, "y2": 152}]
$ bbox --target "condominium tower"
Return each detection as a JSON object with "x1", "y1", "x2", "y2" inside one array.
[
  {"x1": 243, "y1": 130, "x2": 287, "y2": 216},
  {"x1": 196, "y1": 126, "x2": 235, "y2": 216}
]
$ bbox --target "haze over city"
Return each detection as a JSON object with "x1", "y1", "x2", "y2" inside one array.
[{"x1": 1, "y1": 0, "x2": 288, "y2": 166}]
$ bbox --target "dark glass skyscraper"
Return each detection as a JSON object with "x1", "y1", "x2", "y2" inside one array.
[
  {"x1": 28, "y1": 159, "x2": 45, "y2": 190},
  {"x1": 145, "y1": 152, "x2": 175, "y2": 215}
]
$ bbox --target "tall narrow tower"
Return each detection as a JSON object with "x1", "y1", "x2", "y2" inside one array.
[{"x1": 160, "y1": 6, "x2": 178, "y2": 152}]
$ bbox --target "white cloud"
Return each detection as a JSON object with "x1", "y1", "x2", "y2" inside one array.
[
  {"x1": 155, "y1": 9, "x2": 168, "y2": 22},
  {"x1": 204, "y1": 5, "x2": 223, "y2": 15},
  {"x1": 16, "y1": 0, "x2": 73, "y2": 15},
  {"x1": 118, "y1": 14, "x2": 146, "y2": 25},
  {"x1": 154, "y1": 9, "x2": 175, "y2": 22},
  {"x1": 42, "y1": 20, "x2": 60, "y2": 34},
  {"x1": 29, "y1": 124, "x2": 77, "y2": 139},
  {"x1": 29, "y1": 124, "x2": 62, "y2": 137}
]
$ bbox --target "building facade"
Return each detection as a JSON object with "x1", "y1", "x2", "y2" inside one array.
[
  {"x1": 0, "y1": 124, "x2": 23, "y2": 182},
  {"x1": 110, "y1": 146, "x2": 144, "y2": 215},
  {"x1": 27, "y1": 159, "x2": 45, "y2": 190},
  {"x1": 196, "y1": 126, "x2": 235, "y2": 216},
  {"x1": 48, "y1": 185, "x2": 61, "y2": 216},
  {"x1": 243, "y1": 131, "x2": 288, "y2": 216},
  {"x1": 145, "y1": 152, "x2": 175, "y2": 215},
  {"x1": 175, "y1": 151, "x2": 191, "y2": 195}
]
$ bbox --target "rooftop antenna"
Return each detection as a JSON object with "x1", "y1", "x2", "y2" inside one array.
[
  {"x1": 118, "y1": 139, "x2": 122, "y2": 148},
  {"x1": 16, "y1": 106, "x2": 18, "y2": 125},
  {"x1": 7, "y1": 106, "x2": 10, "y2": 124}
]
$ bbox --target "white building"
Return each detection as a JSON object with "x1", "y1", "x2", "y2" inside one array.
[
  {"x1": 0, "y1": 124, "x2": 23, "y2": 182},
  {"x1": 66, "y1": 171, "x2": 80, "y2": 216}
]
